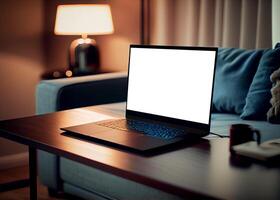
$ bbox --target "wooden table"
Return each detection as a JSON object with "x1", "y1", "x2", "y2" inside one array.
[{"x1": 0, "y1": 105, "x2": 279, "y2": 200}]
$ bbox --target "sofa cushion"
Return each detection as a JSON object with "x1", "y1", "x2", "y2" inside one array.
[
  {"x1": 63, "y1": 182, "x2": 112, "y2": 200},
  {"x1": 60, "y1": 157, "x2": 182, "y2": 200},
  {"x1": 241, "y1": 45, "x2": 280, "y2": 120},
  {"x1": 213, "y1": 48, "x2": 264, "y2": 114}
]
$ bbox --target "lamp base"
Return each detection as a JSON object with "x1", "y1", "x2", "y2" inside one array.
[{"x1": 69, "y1": 38, "x2": 100, "y2": 74}]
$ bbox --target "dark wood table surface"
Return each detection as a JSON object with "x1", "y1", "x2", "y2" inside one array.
[{"x1": 0, "y1": 104, "x2": 279, "y2": 199}]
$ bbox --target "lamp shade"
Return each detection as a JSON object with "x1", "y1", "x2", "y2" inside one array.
[{"x1": 54, "y1": 4, "x2": 114, "y2": 35}]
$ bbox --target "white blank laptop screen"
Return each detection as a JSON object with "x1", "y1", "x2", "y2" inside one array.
[{"x1": 126, "y1": 47, "x2": 216, "y2": 125}]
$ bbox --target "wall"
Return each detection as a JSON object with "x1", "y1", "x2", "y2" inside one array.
[
  {"x1": 43, "y1": 0, "x2": 140, "y2": 72},
  {"x1": 0, "y1": 0, "x2": 140, "y2": 169},
  {"x1": 0, "y1": 0, "x2": 44, "y2": 168}
]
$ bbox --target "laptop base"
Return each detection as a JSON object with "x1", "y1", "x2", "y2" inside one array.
[{"x1": 61, "y1": 120, "x2": 202, "y2": 153}]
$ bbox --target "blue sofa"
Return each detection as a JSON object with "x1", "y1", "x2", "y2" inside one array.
[{"x1": 36, "y1": 48, "x2": 280, "y2": 199}]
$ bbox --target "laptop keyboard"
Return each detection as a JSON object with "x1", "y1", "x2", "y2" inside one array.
[{"x1": 97, "y1": 119, "x2": 186, "y2": 140}]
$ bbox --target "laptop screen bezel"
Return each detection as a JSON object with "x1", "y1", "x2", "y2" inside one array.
[{"x1": 125, "y1": 44, "x2": 218, "y2": 132}]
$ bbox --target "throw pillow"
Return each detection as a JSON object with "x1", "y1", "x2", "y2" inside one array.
[
  {"x1": 212, "y1": 48, "x2": 264, "y2": 114},
  {"x1": 241, "y1": 44, "x2": 280, "y2": 120}
]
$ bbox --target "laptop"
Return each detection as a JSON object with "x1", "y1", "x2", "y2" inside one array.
[{"x1": 62, "y1": 45, "x2": 218, "y2": 152}]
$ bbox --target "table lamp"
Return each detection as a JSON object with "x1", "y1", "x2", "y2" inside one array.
[{"x1": 54, "y1": 4, "x2": 114, "y2": 75}]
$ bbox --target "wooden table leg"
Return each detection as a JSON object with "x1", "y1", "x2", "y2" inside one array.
[{"x1": 29, "y1": 147, "x2": 37, "y2": 200}]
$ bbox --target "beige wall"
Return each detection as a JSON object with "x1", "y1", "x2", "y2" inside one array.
[
  {"x1": 43, "y1": 0, "x2": 140, "y2": 72},
  {"x1": 0, "y1": 0, "x2": 44, "y2": 158}
]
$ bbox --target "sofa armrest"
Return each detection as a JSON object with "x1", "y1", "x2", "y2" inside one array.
[
  {"x1": 36, "y1": 72, "x2": 127, "y2": 191},
  {"x1": 36, "y1": 72, "x2": 128, "y2": 114}
]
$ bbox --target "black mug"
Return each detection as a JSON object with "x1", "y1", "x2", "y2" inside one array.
[{"x1": 229, "y1": 124, "x2": 261, "y2": 152}]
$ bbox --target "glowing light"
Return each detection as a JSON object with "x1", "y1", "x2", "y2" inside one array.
[
  {"x1": 65, "y1": 70, "x2": 73, "y2": 77},
  {"x1": 53, "y1": 71, "x2": 61, "y2": 78},
  {"x1": 54, "y1": 4, "x2": 114, "y2": 35}
]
